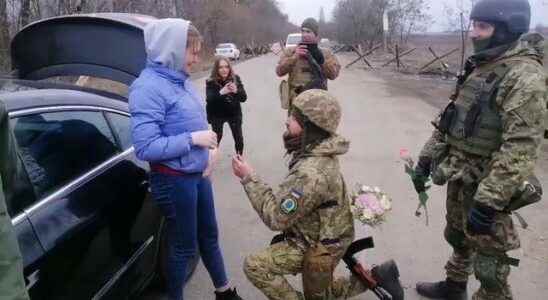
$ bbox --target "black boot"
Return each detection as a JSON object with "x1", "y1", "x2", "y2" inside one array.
[
  {"x1": 372, "y1": 260, "x2": 404, "y2": 300},
  {"x1": 215, "y1": 288, "x2": 243, "y2": 300},
  {"x1": 416, "y1": 279, "x2": 467, "y2": 300}
]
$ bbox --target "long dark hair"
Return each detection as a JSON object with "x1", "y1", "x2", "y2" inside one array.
[{"x1": 209, "y1": 56, "x2": 234, "y2": 86}]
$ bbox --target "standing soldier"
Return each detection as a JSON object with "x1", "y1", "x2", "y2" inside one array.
[
  {"x1": 0, "y1": 99, "x2": 30, "y2": 300},
  {"x1": 232, "y1": 90, "x2": 402, "y2": 300},
  {"x1": 414, "y1": 0, "x2": 547, "y2": 299},
  {"x1": 277, "y1": 18, "x2": 341, "y2": 110}
]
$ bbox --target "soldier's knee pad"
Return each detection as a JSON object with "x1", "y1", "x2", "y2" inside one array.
[
  {"x1": 474, "y1": 253, "x2": 510, "y2": 291},
  {"x1": 444, "y1": 226, "x2": 467, "y2": 250}
]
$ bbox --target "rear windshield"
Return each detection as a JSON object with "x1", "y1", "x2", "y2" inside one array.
[{"x1": 217, "y1": 44, "x2": 233, "y2": 49}]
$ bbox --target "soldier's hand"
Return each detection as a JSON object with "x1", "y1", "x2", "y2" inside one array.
[
  {"x1": 412, "y1": 156, "x2": 431, "y2": 193},
  {"x1": 412, "y1": 176, "x2": 429, "y2": 194},
  {"x1": 295, "y1": 45, "x2": 308, "y2": 58},
  {"x1": 232, "y1": 154, "x2": 254, "y2": 179}
]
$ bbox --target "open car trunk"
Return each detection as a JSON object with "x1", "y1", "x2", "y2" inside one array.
[{"x1": 11, "y1": 13, "x2": 156, "y2": 86}]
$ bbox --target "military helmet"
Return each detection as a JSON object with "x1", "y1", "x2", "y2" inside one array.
[
  {"x1": 470, "y1": 0, "x2": 531, "y2": 34},
  {"x1": 292, "y1": 89, "x2": 341, "y2": 134}
]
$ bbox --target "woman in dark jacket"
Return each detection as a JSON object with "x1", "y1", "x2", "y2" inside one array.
[{"x1": 206, "y1": 57, "x2": 247, "y2": 155}]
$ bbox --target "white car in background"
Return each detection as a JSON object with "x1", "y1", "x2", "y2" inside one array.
[
  {"x1": 285, "y1": 33, "x2": 302, "y2": 49},
  {"x1": 320, "y1": 38, "x2": 331, "y2": 49},
  {"x1": 215, "y1": 43, "x2": 240, "y2": 60}
]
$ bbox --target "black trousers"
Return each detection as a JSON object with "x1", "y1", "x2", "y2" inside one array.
[{"x1": 209, "y1": 116, "x2": 244, "y2": 155}]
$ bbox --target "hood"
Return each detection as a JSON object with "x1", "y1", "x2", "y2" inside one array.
[
  {"x1": 473, "y1": 33, "x2": 545, "y2": 65},
  {"x1": 144, "y1": 18, "x2": 189, "y2": 72},
  {"x1": 306, "y1": 135, "x2": 350, "y2": 157},
  {"x1": 500, "y1": 33, "x2": 545, "y2": 63}
]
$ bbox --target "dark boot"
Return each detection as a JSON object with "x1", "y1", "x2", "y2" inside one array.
[
  {"x1": 372, "y1": 259, "x2": 404, "y2": 300},
  {"x1": 416, "y1": 279, "x2": 467, "y2": 300},
  {"x1": 215, "y1": 288, "x2": 243, "y2": 300}
]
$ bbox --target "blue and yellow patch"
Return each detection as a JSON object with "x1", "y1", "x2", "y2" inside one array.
[
  {"x1": 280, "y1": 198, "x2": 298, "y2": 214},
  {"x1": 290, "y1": 188, "x2": 303, "y2": 199}
]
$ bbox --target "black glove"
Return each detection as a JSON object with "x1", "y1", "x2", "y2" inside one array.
[
  {"x1": 306, "y1": 43, "x2": 325, "y2": 65},
  {"x1": 467, "y1": 203, "x2": 496, "y2": 235},
  {"x1": 412, "y1": 156, "x2": 431, "y2": 194}
]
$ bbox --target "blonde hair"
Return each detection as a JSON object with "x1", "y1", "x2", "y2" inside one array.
[{"x1": 187, "y1": 24, "x2": 202, "y2": 51}]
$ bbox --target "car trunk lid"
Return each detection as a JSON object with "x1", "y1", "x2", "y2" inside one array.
[{"x1": 11, "y1": 13, "x2": 156, "y2": 86}]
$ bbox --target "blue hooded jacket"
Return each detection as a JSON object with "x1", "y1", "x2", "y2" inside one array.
[{"x1": 129, "y1": 19, "x2": 209, "y2": 173}]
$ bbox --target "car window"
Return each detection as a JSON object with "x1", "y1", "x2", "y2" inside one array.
[
  {"x1": 106, "y1": 112, "x2": 132, "y2": 150},
  {"x1": 2, "y1": 147, "x2": 37, "y2": 218},
  {"x1": 217, "y1": 44, "x2": 232, "y2": 49},
  {"x1": 12, "y1": 111, "x2": 119, "y2": 200}
]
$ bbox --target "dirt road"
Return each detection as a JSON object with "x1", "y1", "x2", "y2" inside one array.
[{"x1": 142, "y1": 53, "x2": 548, "y2": 300}]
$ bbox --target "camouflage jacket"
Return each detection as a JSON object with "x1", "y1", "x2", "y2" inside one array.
[
  {"x1": 242, "y1": 135, "x2": 355, "y2": 253},
  {"x1": 421, "y1": 33, "x2": 547, "y2": 211},
  {"x1": 276, "y1": 46, "x2": 341, "y2": 80}
]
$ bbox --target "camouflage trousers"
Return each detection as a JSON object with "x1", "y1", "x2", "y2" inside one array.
[
  {"x1": 243, "y1": 241, "x2": 369, "y2": 300},
  {"x1": 0, "y1": 185, "x2": 30, "y2": 300},
  {"x1": 444, "y1": 180, "x2": 520, "y2": 300}
]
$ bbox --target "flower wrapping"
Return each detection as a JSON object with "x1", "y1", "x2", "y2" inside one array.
[{"x1": 350, "y1": 184, "x2": 392, "y2": 227}]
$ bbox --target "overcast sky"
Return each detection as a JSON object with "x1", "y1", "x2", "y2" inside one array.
[{"x1": 277, "y1": 0, "x2": 548, "y2": 32}]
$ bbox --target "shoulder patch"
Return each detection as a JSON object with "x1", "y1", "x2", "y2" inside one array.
[{"x1": 280, "y1": 198, "x2": 298, "y2": 214}]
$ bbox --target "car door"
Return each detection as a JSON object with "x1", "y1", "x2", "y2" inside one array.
[
  {"x1": 10, "y1": 107, "x2": 161, "y2": 299},
  {"x1": 5, "y1": 141, "x2": 45, "y2": 291}
]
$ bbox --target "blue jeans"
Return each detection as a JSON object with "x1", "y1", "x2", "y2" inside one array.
[{"x1": 150, "y1": 172, "x2": 228, "y2": 300}]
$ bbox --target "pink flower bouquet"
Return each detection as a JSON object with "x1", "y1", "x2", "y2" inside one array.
[{"x1": 350, "y1": 185, "x2": 392, "y2": 227}]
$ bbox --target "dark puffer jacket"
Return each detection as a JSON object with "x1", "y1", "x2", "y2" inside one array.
[{"x1": 205, "y1": 75, "x2": 247, "y2": 120}]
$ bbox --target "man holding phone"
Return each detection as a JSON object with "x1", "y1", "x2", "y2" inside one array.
[{"x1": 276, "y1": 18, "x2": 341, "y2": 109}]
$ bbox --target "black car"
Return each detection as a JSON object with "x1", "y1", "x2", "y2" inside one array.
[{"x1": 1, "y1": 13, "x2": 198, "y2": 299}]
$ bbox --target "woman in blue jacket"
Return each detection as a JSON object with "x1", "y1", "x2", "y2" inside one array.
[{"x1": 129, "y1": 19, "x2": 242, "y2": 300}]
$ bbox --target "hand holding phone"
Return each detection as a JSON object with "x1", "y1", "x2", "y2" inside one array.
[{"x1": 295, "y1": 44, "x2": 309, "y2": 58}]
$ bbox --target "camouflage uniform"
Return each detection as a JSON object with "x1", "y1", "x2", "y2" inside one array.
[
  {"x1": 242, "y1": 90, "x2": 367, "y2": 300},
  {"x1": 419, "y1": 33, "x2": 547, "y2": 300},
  {"x1": 0, "y1": 100, "x2": 30, "y2": 300},
  {"x1": 276, "y1": 47, "x2": 341, "y2": 107}
]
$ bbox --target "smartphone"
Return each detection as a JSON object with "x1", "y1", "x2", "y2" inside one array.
[{"x1": 298, "y1": 42, "x2": 311, "y2": 50}]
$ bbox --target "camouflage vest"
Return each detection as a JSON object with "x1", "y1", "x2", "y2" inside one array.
[
  {"x1": 317, "y1": 171, "x2": 354, "y2": 253},
  {"x1": 288, "y1": 55, "x2": 315, "y2": 101},
  {"x1": 445, "y1": 58, "x2": 533, "y2": 157}
]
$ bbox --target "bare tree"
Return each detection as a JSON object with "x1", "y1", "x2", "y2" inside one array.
[
  {"x1": 0, "y1": 0, "x2": 10, "y2": 69},
  {"x1": 442, "y1": 0, "x2": 477, "y2": 32},
  {"x1": 319, "y1": 6, "x2": 325, "y2": 24},
  {"x1": 19, "y1": 0, "x2": 31, "y2": 27},
  {"x1": 173, "y1": 0, "x2": 183, "y2": 17},
  {"x1": 0, "y1": 0, "x2": 295, "y2": 73},
  {"x1": 333, "y1": 0, "x2": 391, "y2": 46},
  {"x1": 387, "y1": 0, "x2": 431, "y2": 44}
]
